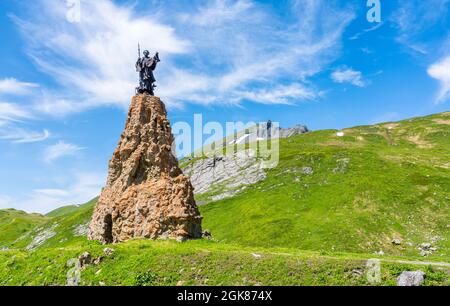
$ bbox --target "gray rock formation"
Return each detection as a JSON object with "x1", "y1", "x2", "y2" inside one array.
[
  {"x1": 227, "y1": 124, "x2": 309, "y2": 146},
  {"x1": 183, "y1": 150, "x2": 266, "y2": 203},
  {"x1": 181, "y1": 123, "x2": 308, "y2": 203},
  {"x1": 278, "y1": 124, "x2": 309, "y2": 138},
  {"x1": 26, "y1": 223, "x2": 58, "y2": 250}
]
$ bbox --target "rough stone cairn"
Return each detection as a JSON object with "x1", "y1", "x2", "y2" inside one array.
[{"x1": 89, "y1": 95, "x2": 202, "y2": 243}]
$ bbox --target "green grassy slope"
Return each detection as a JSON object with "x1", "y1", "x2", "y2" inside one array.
[
  {"x1": 2, "y1": 114, "x2": 450, "y2": 255},
  {"x1": 0, "y1": 209, "x2": 48, "y2": 248},
  {"x1": 1, "y1": 240, "x2": 449, "y2": 286},
  {"x1": 201, "y1": 112, "x2": 450, "y2": 259},
  {"x1": 4, "y1": 199, "x2": 97, "y2": 250},
  {"x1": 0, "y1": 112, "x2": 448, "y2": 286}
]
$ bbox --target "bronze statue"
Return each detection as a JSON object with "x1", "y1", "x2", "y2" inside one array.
[{"x1": 136, "y1": 45, "x2": 160, "y2": 95}]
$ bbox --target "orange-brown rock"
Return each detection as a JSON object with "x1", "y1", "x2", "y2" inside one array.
[{"x1": 88, "y1": 94, "x2": 202, "y2": 244}]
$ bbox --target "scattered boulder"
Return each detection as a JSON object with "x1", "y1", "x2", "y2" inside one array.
[
  {"x1": 392, "y1": 238, "x2": 402, "y2": 245},
  {"x1": 79, "y1": 252, "x2": 92, "y2": 268},
  {"x1": 202, "y1": 230, "x2": 213, "y2": 240},
  {"x1": 419, "y1": 243, "x2": 437, "y2": 257},
  {"x1": 397, "y1": 271, "x2": 425, "y2": 287},
  {"x1": 103, "y1": 248, "x2": 115, "y2": 256},
  {"x1": 93, "y1": 257, "x2": 103, "y2": 265},
  {"x1": 302, "y1": 167, "x2": 314, "y2": 175},
  {"x1": 79, "y1": 251, "x2": 108, "y2": 268}
]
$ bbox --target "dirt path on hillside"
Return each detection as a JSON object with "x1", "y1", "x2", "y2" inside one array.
[
  {"x1": 381, "y1": 259, "x2": 450, "y2": 268},
  {"x1": 265, "y1": 251, "x2": 450, "y2": 268}
]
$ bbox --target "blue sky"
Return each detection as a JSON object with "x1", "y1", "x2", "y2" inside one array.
[{"x1": 0, "y1": 0, "x2": 449, "y2": 213}]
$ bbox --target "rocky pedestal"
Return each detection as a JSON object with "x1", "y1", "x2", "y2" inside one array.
[{"x1": 88, "y1": 94, "x2": 202, "y2": 244}]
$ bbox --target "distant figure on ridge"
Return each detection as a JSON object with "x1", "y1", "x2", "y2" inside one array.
[
  {"x1": 267, "y1": 120, "x2": 272, "y2": 138},
  {"x1": 136, "y1": 47, "x2": 160, "y2": 95}
]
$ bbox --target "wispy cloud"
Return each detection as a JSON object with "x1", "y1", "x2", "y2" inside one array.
[
  {"x1": 0, "y1": 128, "x2": 50, "y2": 143},
  {"x1": 0, "y1": 101, "x2": 51, "y2": 144},
  {"x1": 164, "y1": 0, "x2": 355, "y2": 105},
  {"x1": 0, "y1": 102, "x2": 32, "y2": 122},
  {"x1": 331, "y1": 68, "x2": 367, "y2": 87},
  {"x1": 0, "y1": 78, "x2": 39, "y2": 95},
  {"x1": 391, "y1": 0, "x2": 450, "y2": 55},
  {"x1": 13, "y1": 0, "x2": 354, "y2": 111},
  {"x1": 43, "y1": 141, "x2": 84, "y2": 163},
  {"x1": 428, "y1": 55, "x2": 450, "y2": 104},
  {"x1": 13, "y1": 0, "x2": 188, "y2": 114},
  {"x1": 181, "y1": 0, "x2": 254, "y2": 26},
  {"x1": 236, "y1": 84, "x2": 320, "y2": 105},
  {"x1": 349, "y1": 22, "x2": 384, "y2": 41}
]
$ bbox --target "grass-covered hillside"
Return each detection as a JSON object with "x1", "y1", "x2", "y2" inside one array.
[
  {"x1": 201, "y1": 111, "x2": 450, "y2": 259},
  {"x1": 0, "y1": 209, "x2": 49, "y2": 249},
  {"x1": 0, "y1": 199, "x2": 96, "y2": 251},
  {"x1": 0, "y1": 111, "x2": 449, "y2": 286}
]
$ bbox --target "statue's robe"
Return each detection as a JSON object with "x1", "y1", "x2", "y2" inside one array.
[{"x1": 136, "y1": 56, "x2": 157, "y2": 94}]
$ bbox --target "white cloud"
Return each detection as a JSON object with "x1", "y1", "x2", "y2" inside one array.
[
  {"x1": 331, "y1": 68, "x2": 367, "y2": 87},
  {"x1": 0, "y1": 102, "x2": 51, "y2": 144},
  {"x1": 236, "y1": 84, "x2": 320, "y2": 105},
  {"x1": 0, "y1": 171, "x2": 106, "y2": 213},
  {"x1": 13, "y1": 0, "x2": 354, "y2": 111},
  {"x1": 0, "y1": 128, "x2": 50, "y2": 143},
  {"x1": 14, "y1": 0, "x2": 189, "y2": 114},
  {"x1": 0, "y1": 78, "x2": 39, "y2": 95},
  {"x1": 0, "y1": 101, "x2": 52, "y2": 144},
  {"x1": 349, "y1": 22, "x2": 384, "y2": 41},
  {"x1": 163, "y1": 0, "x2": 355, "y2": 105},
  {"x1": 428, "y1": 55, "x2": 450, "y2": 103},
  {"x1": 182, "y1": 0, "x2": 255, "y2": 26},
  {"x1": 43, "y1": 141, "x2": 84, "y2": 163},
  {"x1": 391, "y1": 0, "x2": 450, "y2": 54},
  {"x1": 0, "y1": 102, "x2": 32, "y2": 122}
]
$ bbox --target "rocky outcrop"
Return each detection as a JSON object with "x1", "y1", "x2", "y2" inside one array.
[
  {"x1": 183, "y1": 151, "x2": 267, "y2": 203},
  {"x1": 182, "y1": 124, "x2": 308, "y2": 203},
  {"x1": 228, "y1": 124, "x2": 309, "y2": 146},
  {"x1": 278, "y1": 124, "x2": 309, "y2": 138},
  {"x1": 89, "y1": 95, "x2": 202, "y2": 244}
]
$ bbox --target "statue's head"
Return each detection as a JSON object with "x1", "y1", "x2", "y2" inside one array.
[{"x1": 143, "y1": 50, "x2": 150, "y2": 57}]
